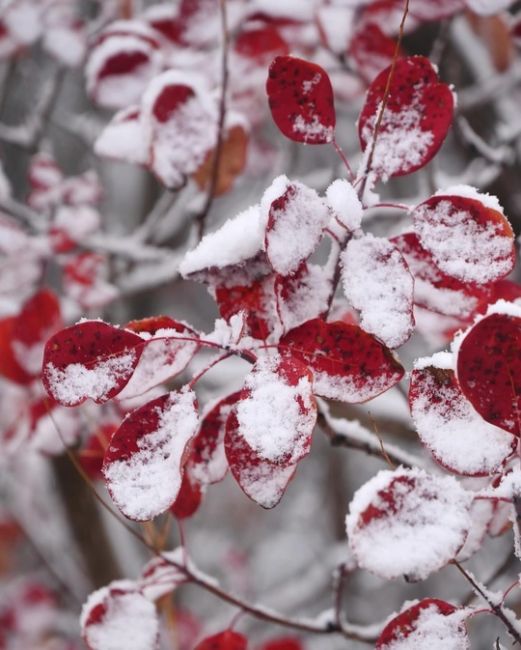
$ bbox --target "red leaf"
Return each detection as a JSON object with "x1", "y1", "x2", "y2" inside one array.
[
  {"x1": 409, "y1": 360, "x2": 516, "y2": 475},
  {"x1": 346, "y1": 467, "x2": 473, "y2": 580},
  {"x1": 456, "y1": 311, "x2": 521, "y2": 435},
  {"x1": 225, "y1": 409, "x2": 297, "y2": 509},
  {"x1": 259, "y1": 639, "x2": 303, "y2": 650},
  {"x1": 190, "y1": 392, "x2": 242, "y2": 485},
  {"x1": 235, "y1": 24, "x2": 288, "y2": 65},
  {"x1": 264, "y1": 177, "x2": 330, "y2": 276},
  {"x1": 43, "y1": 321, "x2": 144, "y2": 406},
  {"x1": 376, "y1": 599, "x2": 468, "y2": 649},
  {"x1": 391, "y1": 232, "x2": 490, "y2": 317},
  {"x1": 267, "y1": 56, "x2": 335, "y2": 144},
  {"x1": 412, "y1": 191, "x2": 515, "y2": 285},
  {"x1": 81, "y1": 581, "x2": 158, "y2": 650},
  {"x1": 279, "y1": 319, "x2": 404, "y2": 402},
  {"x1": 195, "y1": 630, "x2": 248, "y2": 650},
  {"x1": 348, "y1": 23, "x2": 399, "y2": 83},
  {"x1": 170, "y1": 471, "x2": 203, "y2": 519},
  {"x1": 103, "y1": 390, "x2": 199, "y2": 521},
  {"x1": 0, "y1": 317, "x2": 34, "y2": 384},
  {"x1": 358, "y1": 56, "x2": 454, "y2": 179},
  {"x1": 78, "y1": 424, "x2": 118, "y2": 481},
  {"x1": 341, "y1": 234, "x2": 414, "y2": 348}
]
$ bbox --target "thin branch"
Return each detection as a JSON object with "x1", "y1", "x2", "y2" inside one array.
[{"x1": 194, "y1": 0, "x2": 229, "y2": 240}]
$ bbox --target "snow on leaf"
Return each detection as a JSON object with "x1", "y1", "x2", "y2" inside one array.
[
  {"x1": 234, "y1": 354, "x2": 316, "y2": 464},
  {"x1": 267, "y1": 55, "x2": 335, "y2": 144},
  {"x1": 103, "y1": 389, "x2": 199, "y2": 521},
  {"x1": 280, "y1": 318, "x2": 404, "y2": 402},
  {"x1": 81, "y1": 580, "x2": 159, "y2": 650},
  {"x1": 325, "y1": 179, "x2": 363, "y2": 232},
  {"x1": 142, "y1": 70, "x2": 218, "y2": 188},
  {"x1": 94, "y1": 106, "x2": 149, "y2": 165},
  {"x1": 225, "y1": 407, "x2": 297, "y2": 509},
  {"x1": 341, "y1": 234, "x2": 414, "y2": 348},
  {"x1": 42, "y1": 321, "x2": 143, "y2": 407},
  {"x1": 409, "y1": 358, "x2": 516, "y2": 476},
  {"x1": 376, "y1": 599, "x2": 469, "y2": 650},
  {"x1": 456, "y1": 309, "x2": 521, "y2": 436},
  {"x1": 117, "y1": 317, "x2": 200, "y2": 399},
  {"x1": 358, "y1": 56, "x2": 454, "y2": 180},
  {"x1": 456, "y1": 498, "x2": 494, "y2": 561},
  {"x1": 139, "y1": 548, "x2": 187, "y2": 601},
  {"x1": 391, "y1": 232, "x2": 489, "y2": 318},
  {"x1": 190, "y1": 392, "x2": 242, "y2": 485},
  {"x1": 412, "y1": 189, "x2": 514, "y2": 284},
  {"x1": 346, "y1": 467, "x2": 473, "y2": 580},
  {"x1": 265, "y1": 178, "x2": 330, "y2": 276},
  {"x1": 194, "y1": 630, "x2": 248, "y2": 650},
  {"x1": 86, "y1": 22, "x2": 163, "y2": 110}
]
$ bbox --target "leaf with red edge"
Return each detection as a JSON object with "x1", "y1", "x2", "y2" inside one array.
[
  {"x1": 170, "y1": 471, "x2": 203, "y2": 519},
  {"x1": 341, "y1": 234, "x2": 414, "y2": 348},
  {"x1": 190, "y1": 392, "x2": 242, "y2": 485},
  {"x1": 103, "y1": 389, "x2": 199, "y2": 521},
  {"x1": 456, "y1": 309, "x2": 521, "y2": 436},
  {"x1": 346, "y1": 467, "x2": 473, "y2": 580},
  {"x1": 0, "y1": 289, "x2": 62, "y2": 385},
  {"x1": 235, "y1": 23, "x2": 288, "y2": 66},
  {"x1": 391, "y1": 232, "x2": 490, "y2": 318},
  {"x1": 139, "y1": 548, "x2": 187, "y2": 601},
  {"x1": 234, "y1": 355, "x2": 316, "y2": 464},
  {"x1": 358, "y1": 55, "x2": 454, "y2": 180},
  {"x1": 142, "y1": 70, "x2": 218, "y2": 189},
  {"x1": 117, "y1": 316, "x2": 200, "y2": 399},
  {"x1": 225, "y1": 409, "x2": 297, "y2": 510},
  {"x1": 267, "y1": 56, "x2": 335, "y2": 144},
  {"x1": 42, "y1": 321, "x2": 144, "y2": 407},
  {"x1": 195, "y1": 630, "x2": 248, "y2": 650},
  {"x1": 95, "y1": 105, "x2": 149, "y2": 165},
  {"x1": 412, "y1": 188, "x2": 514, "y2": 285},
  {"x1": 279, "y1": 319, "x2": 404, "y2": 402},
  {"x1": 264, "y1": 176, "x2": 330, "y2": 276},
  {"x1": 409, "y1": 355, "x2": 516, "y2": 476},
  {"x1": 81, "y1": 580, "x2": 159, "y2": 650},
  {"x1": 348, "y1": 23, "x2": 399, "y2": 83},
  {"x1": 376, "y1": 598, "x2": 469, "y2": 649},
  {"x1": 86, "y1": 21, "x2": 163, "y2": 109}
]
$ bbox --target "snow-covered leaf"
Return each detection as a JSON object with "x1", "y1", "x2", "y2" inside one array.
[
  {"x1": 103, "y1": 389, "x2": 199, "y2": 521},
  {"x1": 341, "y1": 234, "x2": 414, "y2": 348},
  {"x1": 358, "y1": 56, "x2": 454, "y2": 180},
  {"x1": 346, "y1": 467, "x2": 473, "y2": 580},
  {"x1": 279, "y1": 319, "x2": 404, "y2": 402}
]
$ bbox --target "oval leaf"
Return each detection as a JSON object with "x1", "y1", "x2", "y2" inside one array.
[
  {"x1": 279, "y1": 319, "x2": 404, "y2": 402},
  {"x1": 410, "y1": 357, "x2": 516, "y2": 475},
  {"x1": 376, "y1": 599, "x2": 469, "y2": 649},
  {"x1": 195, "y1": 630, "x2": 248, "y2": 650},
  {"x1": 412, "y1": 189, "x2": 514, "y2": 284},
  {"x1": 43, "y1": 321, "x2": 144, "y2": 406},
  {"x1": 358, "y1": 55, "x2": 454, "y2": 179},
  {"x1": 341, "y1": 234, "x2": 414, "y2": 348},
  {"x1": 103, "y1": 390, "x2": 199, "y2": 521},
  {"x1": 267, "y1": 55, "x2": 335, "y2": 144},
  {"x1": 346, "y1": 467, "x2": 473, "y2": 580},
  {"x1": 456, "y1": 310, "x2": 521, "y2": 435}
]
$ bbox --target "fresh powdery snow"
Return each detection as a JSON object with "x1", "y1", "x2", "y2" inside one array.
[
  {"x1": 346, "y1": 467, "x2": 473, "y2": 580},
  {"x1": 361, "y1": 97, "x2": 434, "y2": 180},
  {"x1": 325, "y1": 178, "x2": 363, "y2": 232},
  {"x1": 180, "y1": 204, "x2": 263, "y2": 276},
  {"x1": 410, "y1": 356, "x2": 516, "y2": 475},
  {"x1": 341, "y1": 234, "x2": 414, "y2": 348},
  {"x1": 94, "y1": 106, "x2": 149, "y2": 165},
  {"x1": 379, "y1": 604, "x2": 470, "y2": 650},
  {"x1": 81, "y1": 580, "x2": 158, "y2": 650},
  {"x1": 44, "y1": 351, "x2": 139, "y2": 406},
  {"x1": 236, "y1": 355, "x2": 316, "y2": 464},
  {"x1": 103, "y1": 390, "x2": 199, "y2": 521},
  {"x1": 235, "y1": 459, "x2": 297, "y2": 509},
  {"x1": 265, "y1": 178, "x2": 330, "y2": 275}
]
